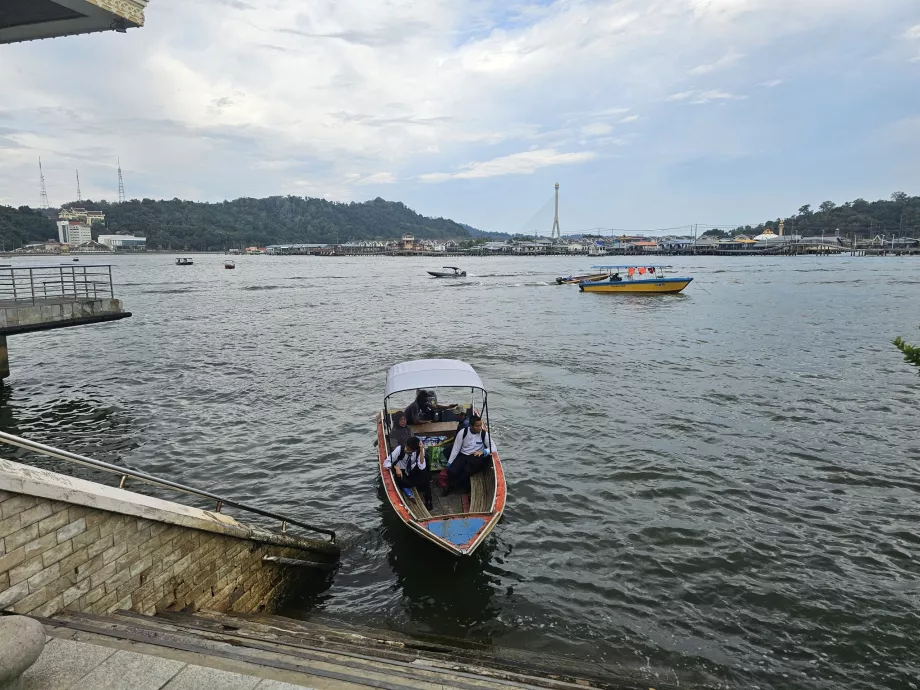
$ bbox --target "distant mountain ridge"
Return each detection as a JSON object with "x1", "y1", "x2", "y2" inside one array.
[{"x1": 458, "y1": 223, "x2": 510, "y2": 240}]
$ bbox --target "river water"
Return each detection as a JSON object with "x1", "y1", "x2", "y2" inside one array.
[{"x1": 4, "y1": 254, "x2": 920, "y2": 689}]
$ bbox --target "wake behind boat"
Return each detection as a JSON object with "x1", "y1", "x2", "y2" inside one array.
[
  {"x1": 376, "y1": 359, "x2": 506, "y2": 556},
  {"x1": 427, "y1": 266, "x2": 466, "y2": 278},
  {"x1": 579, "y1": 265, "x2": 693, "y2": 293}
]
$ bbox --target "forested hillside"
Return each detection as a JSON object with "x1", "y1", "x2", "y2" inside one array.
[
  {"x1": 55, "y1": 196, "x2": 471, "y2": 250},
  {"x1": 710, "y1": 192, "x2": 920, "y2": 238},
  {"x1": 0, "y1": 206, "x2": 57, "y2": 250}
]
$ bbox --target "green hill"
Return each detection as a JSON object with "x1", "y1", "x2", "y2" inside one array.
[
  {"x1": 719, "y1": 192, "x2": 920, "y2": 239},
  {"x1": 53, "y1": 196, "x2": 471, "y2": 251},
  {"x1": 0, "y1": 205, "x2": 57, "y2": 250}
]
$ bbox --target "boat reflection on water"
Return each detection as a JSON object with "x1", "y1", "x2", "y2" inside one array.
[{"x1": 376, "y1": 477, "x2": 504, "y2": 645}]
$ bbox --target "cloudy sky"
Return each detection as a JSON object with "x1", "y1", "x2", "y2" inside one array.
[{"x1": 2, "y1": 0, "x2": 919, "y2": 234}]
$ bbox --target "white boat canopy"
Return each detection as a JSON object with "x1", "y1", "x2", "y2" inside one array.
[{"x1": 385, "y1": 359, "x2": 485, "y2": 398}]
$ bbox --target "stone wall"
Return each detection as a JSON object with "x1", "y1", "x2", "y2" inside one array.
[{"x1": 0, "y1": 460, "x2": 338, "y2": 619}]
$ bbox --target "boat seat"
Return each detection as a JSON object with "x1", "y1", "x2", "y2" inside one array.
[
  {"x1": 469, "y1": 467, "x2": 494, "y2": 514},
  {"x1": 403, "y1": 488, "x2": 432, "y2": 520}
]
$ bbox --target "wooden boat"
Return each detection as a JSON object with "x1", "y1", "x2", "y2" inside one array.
[
  {"x1": 224, "y1": 260, "x2": 236, "y2": 270},
  {"x1": 376, "y1": 359, "x2": 506, "y2": 556},
  {"x1": 176, "y1": 257, "x2": 194, "y2": 266},
  {"x1": 556, "y1": 272, "x2": 607, "y2": 285},
  {"x1": 427, "y1": 266, "x2": 466, "y2": 278},
  {"x1": 579, "y1": 265, "x2": 692, "y2": 293}
]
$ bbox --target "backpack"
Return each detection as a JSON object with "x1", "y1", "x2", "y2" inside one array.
[{"x1": 452, "y1": 426, "x2": 488, "y2": 454}]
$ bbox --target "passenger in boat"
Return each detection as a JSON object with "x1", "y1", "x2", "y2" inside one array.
[
  {"x1": 404, "y1": 389, "x2": 449, "y2": 424},
  {"x1": 444, "y1": 415, "x2": 496, "y2": 496},
  {"x1": 610, "y1": 272, "x2": 622, "y2": 282},
  {"x1": 389, "y1": 411, "x2": 412, "y2": 450},
  {"x1": 385, "y1": 436, "x2": 432, "y2": 509}
]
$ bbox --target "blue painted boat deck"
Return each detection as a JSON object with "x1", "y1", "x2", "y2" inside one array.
[{"x1": 425, "y1": 517, "x2": 487, "y2": 546}]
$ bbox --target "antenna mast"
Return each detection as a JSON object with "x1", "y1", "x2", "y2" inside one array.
[
  {"x1": 117, "y1": 158, "x2": 126, "y2": 203},
  {"x1": 39, "y1": 158, "x2": 50, "y2": 209},
  {"x1": 551, "y1": 183, "x2": 560, "y2": 240},
  {"x1": 76, "y1": 170, "x2": 82, "y2": 202}
]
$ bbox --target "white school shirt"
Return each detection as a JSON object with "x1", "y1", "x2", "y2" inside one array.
[
  {"x1": 447, "y1": 428, "x2": 496, "y2": 466},
  {"x1": 385, "y1": 446, "x2": 426, "y2": 472}
]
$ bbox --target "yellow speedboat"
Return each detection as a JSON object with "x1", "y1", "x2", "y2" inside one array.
[{"x1": 578, "y1": 265, "x2": 693, "y2": 293}]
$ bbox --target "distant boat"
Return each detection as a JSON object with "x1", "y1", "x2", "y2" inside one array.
[
  {"x1": 224, "y1": 260, "x2": 236, "y2": 270},
  {"x1": 427, "y1": 266, "x2": 466, "y2": 278},
  {"x1": 556, "y1": 272, "x2": 607, "y2": 285},
  {"x1": 579, "y1": 265, "x2": 693, "y2": 294},
  {"x1": 176, "y1": 257, "x2": 194, "y2": 266}
]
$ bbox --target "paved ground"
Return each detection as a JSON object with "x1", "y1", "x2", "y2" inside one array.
[{"x1": 23, "y1": 637, "x2": 318, "y2": 690}]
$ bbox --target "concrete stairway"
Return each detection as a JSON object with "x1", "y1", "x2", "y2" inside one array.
[{"x1": 33, "y1": 609, "x2": 618, "y2": 690}]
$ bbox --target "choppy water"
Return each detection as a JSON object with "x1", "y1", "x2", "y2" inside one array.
[{"x1": 4, "y1": 254, "x2": 920, "y2": 689}]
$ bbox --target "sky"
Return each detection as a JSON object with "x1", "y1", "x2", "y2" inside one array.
[{"x1": 1, "y1": 0, "x2": 919, "y2": 235}]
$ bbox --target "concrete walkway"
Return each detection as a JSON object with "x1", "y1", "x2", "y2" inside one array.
[{"x1": 24, "y1": 636, "x2": 318, "y2": 690}]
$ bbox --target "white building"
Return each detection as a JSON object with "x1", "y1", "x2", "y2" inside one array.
[
  {"x1": 57, "y1": 221, "x2": 92, "y2": 246},
  {"x1": 98, "y1": 234, "x2": 146, "y2": 250},
  {"x1": 59, "y1": 207, "x2": 106, "y2": 226}
]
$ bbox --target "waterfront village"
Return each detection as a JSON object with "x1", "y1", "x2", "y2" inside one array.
[{"x1": 11, "y1": 209, "x2": 920, "y2": 257}]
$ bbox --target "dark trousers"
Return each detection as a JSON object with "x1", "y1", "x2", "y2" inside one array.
[
  {"x1": 447, "y1": 453, "x2": 489, "y2": 491},
  {"x1": 396, "y1": 467, "x2": 431, "y2": 502}
]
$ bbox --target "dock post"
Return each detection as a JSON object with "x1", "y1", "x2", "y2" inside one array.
[{"x1": 0, "y1": 336, "x2": 8, "y2": 380}]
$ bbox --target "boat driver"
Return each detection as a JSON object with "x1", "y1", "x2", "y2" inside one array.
[{"x1": 404, "y1": 389, "x2": 449, "y2": 425}]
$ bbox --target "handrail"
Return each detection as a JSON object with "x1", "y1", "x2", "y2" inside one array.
[{"x1": 0, "y1": 431, "x2": 335, "y2": 543}]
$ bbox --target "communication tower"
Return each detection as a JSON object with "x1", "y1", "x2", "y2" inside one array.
[
  {"x1": 550, "y1": 182, "x2": 561, "y2": 240},
  {"x1": 117, "y1": 158, "x2": 126, "y2": 203},
  {"x1": 39, "y1": 158, "x2": 50, "y2": 209},
  {"x1": 76, "y1": 170, "x2": 82, "y2": 202}
]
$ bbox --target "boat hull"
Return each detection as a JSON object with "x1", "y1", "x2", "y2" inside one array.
[
  {"x1": 580, "y1": 277, "x2": 692, "y2": 293},
  {"x1": 376, "y1": 414, "x2": 505, "y2": 556},
  {"x1": 556, "y1": 273, "x2": 607, "y2": 285},
  {"x1": 427, "y1": 271, "x2": 466, "y2": 278}
]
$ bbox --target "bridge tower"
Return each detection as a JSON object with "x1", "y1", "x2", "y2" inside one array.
[
  {"x1": 550, "y1": 183, "x2": 560, "y2": 240},
  {"x1": 117, "y1": 159, "x2": 126, "y2": 203},
  {"x1": 39, "y1": 158, "x2": 50, "y2": 209}
]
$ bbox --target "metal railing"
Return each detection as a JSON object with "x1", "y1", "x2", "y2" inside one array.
[
  {"x1": 0, "y1": 431, "x2": 336, "y2": 543},
  {"x1": 0, "y1": 264, "x2": 115, "y2": 304}
]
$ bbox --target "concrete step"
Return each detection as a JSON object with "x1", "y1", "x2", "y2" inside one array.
[
  {"x1": 41, "y1": 610, "x2": 616, "y2": 690},
  {"x1": 144, "y1": 610, "x2": 610, "y2": 690}
]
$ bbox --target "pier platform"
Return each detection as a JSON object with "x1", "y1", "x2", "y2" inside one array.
[
  {"x1": 0, "y1": 264, "x2": 131, "y2": 379},
  {"x1": 19, "y1": 608, "x2": 614, "y2": 690}
]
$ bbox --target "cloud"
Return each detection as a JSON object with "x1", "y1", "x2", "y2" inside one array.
[
  {"x1": 581, "y1": 123, "x2": 613, "y2": 136},
  {"x1": 419, "y1": 148, "x2": 596, "y2": 182},
  {"x1": 668, "y1": 89, "x2": 746, "y2": 104},
  {"x1": 760, "y1": 79, "x2": 785, "y2": 88},
  {"x1": 904, "y1": 24, "x2": 920, "y2": 39},
  {"x1": 356, "y1": 172, "x2": 397, "y2": 185},
  {"x1": 687, "y1": 51, "x2": 744, "y2": 75},
  {"x1": 0, "y1": 0, "x2": 915, "y2": 221}
]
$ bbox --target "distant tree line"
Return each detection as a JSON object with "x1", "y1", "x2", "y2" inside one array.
[
  {"x1": 4, "y1": 196, "x2": 473, "y2": 251},
  {"x1": 70, "y1": 196, "x2": 474, "y2": 250},
  {"x1": 701, "y1": 192, "x2": 920, "y2": 239},
  {"x1": 0, "y1": 205, "x2": 57, "y2": 250}
]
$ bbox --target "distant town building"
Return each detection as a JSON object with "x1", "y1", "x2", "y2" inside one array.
[
  {"x1": 59, "y1": 207, "x2": 106, "y2": 226},
  {"x1": 98, "y1": 234, "x2": 146, "y2": 251},
  {"x1": 56, "y1": 220, "x2": 92, "y2": 246}
]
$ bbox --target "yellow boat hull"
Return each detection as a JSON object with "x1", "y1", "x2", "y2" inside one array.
[{"x1": 580, "y1": 278, "x2": 692, "y2": 293}]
